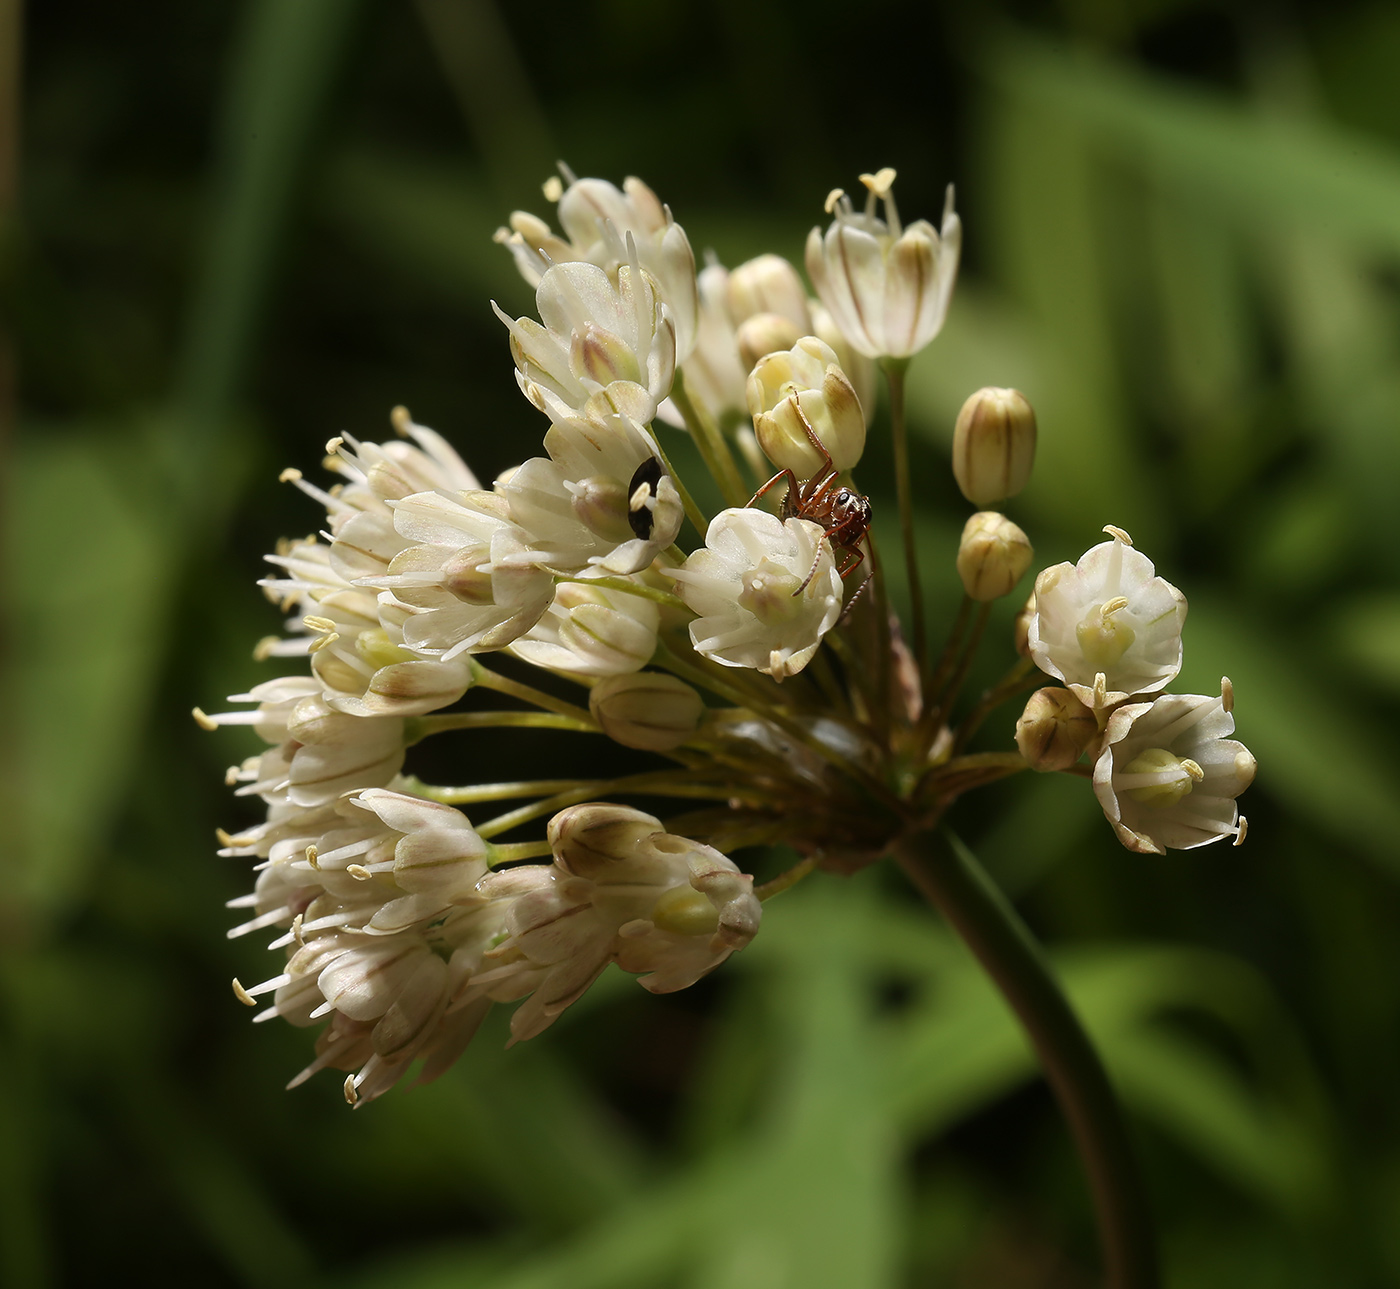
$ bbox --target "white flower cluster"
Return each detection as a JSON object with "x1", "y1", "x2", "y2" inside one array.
[
  {"x1": 206, "y1": 165, "x2": 964, "y2": 1101},
  {"x1": 1020, "y1": 527, "x2": 1255, "y2": 854}
]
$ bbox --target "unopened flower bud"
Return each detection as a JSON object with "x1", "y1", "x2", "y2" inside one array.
[
  {"x1": 952, "y1": 387, "x2": 1037, "y2": 506},
  {"x1": 1015, "y1": 687, "x2": 1097, "y2": 772},
  {"x1": 547, "y1": 803, "x2": 664, "y2": 878},
  {"x1": 747, "y1": 336, "x2": 865, "y2": 476},
  {"x1": 1013, "y1": 592, "x2": 1036, "y2": 658},
  {"x1": 957, "y1": 512, "x2": 1033, "y2": 601},
  {"x1": 590, "y1": 672, "x2": 704, "y2": 751},
  {"x1": 727, "y1": 253, "x2": 810, "y2": 330},
  {"x1": 736, "y1": 313, "x2": 802, "y2": 371}
]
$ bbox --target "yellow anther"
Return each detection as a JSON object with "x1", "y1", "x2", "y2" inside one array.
[
  {"x1": 1220, "y1": 676, "x2": 1234, "y2": 713},
  {"x1": 542, "y1": 175, "x2": 563, "y2": 202},
  {"x1": 390, "y1": 405, "x2": 412, "y2": 436},
  {"x1": 343, "y1": 1075, "x2": 359, "y2": 1106},
  {"x1": 823, "y1": 187, "x2": 846, "y2": 214},
  {"x1": 1102, "y1": 524, "x2": 1134, "y2": 545},
  {"x1": 291, "y1": 913, "x2": 305, "y2": 947},
  {"x1": 192, "y1": 707, "x2": 218, "y2": 731},
  {"x1": 859, "y1": 167, "x2": 897, "y2": 196},
  {"x1": 278, "y1": 467, "x2": 303, "y2": 484},
  {"x1": 1233, "y1": 816, "x2": 1249, "y2": 846},
  {"x1": 232, "y1": 978, "x2": 257, "y2": 1007},
  {"x1": 1101, "y1": 596, "x2": 1129, "y2": 618},
  {"x1": 347, "y1": 864, "x2": 371, "y2": 881},
  {"x1": 303, "y1": 614, "x2": 337, "y2": 634},
  {"x1": 305, "y1": 844, "x2": 320, "y2": 870},
  {"x1": 1181, "y1": 758, "x2": 1204, "y2": 782},
  {"x1": 253, "y1": 636, "x2": 280, "y2": 661},
  {"x1": 325, "y1": 436, "x2": 344, "y2": 456}
]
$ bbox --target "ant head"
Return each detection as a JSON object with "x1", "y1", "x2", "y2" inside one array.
[{"x1": 832, "y1": 489, "x2": 872, "y2": 528}]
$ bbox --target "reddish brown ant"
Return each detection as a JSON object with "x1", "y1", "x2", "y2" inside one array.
[{"x1": 747, "y1": 415, "x2": 873, "y2": 600}]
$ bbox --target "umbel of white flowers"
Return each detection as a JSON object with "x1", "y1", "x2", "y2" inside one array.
[{"x1": 198, "y1": 166, "x2": 1254, "y2": 1104}]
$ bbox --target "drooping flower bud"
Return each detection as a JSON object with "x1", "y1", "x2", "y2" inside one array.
[
  {"x1": 952, "y1": 387, "x2": 1037, "y2": 506},
  {"x1": 589, "y1": 672, "x2": 705, "y2": 751},
  {"x1": 747, "y1": 336, "x2": 865, "y2": 476},
  {"x1": 956, "y1": 512, "x2": 1033, "y2": 602},
  {"x1": 1015, "y1": 687, "x2": 1097, "y2": 772},
  {"x1": 509, "y1": 578, "x2": 659, "y2": 677}
]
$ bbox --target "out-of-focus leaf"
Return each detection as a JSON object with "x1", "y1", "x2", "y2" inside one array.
[
  {"x1": 1327, "y1": 593, "x2": 1400, "y2": 693},
  {"x1": 974, "y1": 83, "x2": 1160, "y2": 544},
  {"x1": 3, "y1": 432, "x2": 175, "y2": 926},
  {"x1": 175, "y1": 0, "x2": 364, "y2": 438},
  {"x1": 988, "y1": 33, "x2": 1400, "y2": 258},
  {"x1": 323, "y1": 149, "x2": 518, "y2": 309}
]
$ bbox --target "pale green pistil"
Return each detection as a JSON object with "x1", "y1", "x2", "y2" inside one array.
[
  {"x1": 737, "y1": 558, "x2": 805, "y2": 626},
  {"x1": 1119, "y1": 747, "x2": 1204, "y2": 807},
  {"x1": 1076, "y1": 596, "x2": 1135, "y2": 670}
]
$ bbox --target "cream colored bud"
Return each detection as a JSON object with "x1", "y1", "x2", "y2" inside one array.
[
  {"x1": 747, "y1": 336, "x2": 865, "y2": 476},
  {"x1": 727, "y1": 253, "x2": 810, "y2": 329},
  {"x1": 952, "y1": 387, "x2": 1037, "y2": 506},
  {"x1": 956, "y1": 511, "x2": 1033, "y2": 601},
  {"x1": 589, "y1": 672, "x2": 704, "y2": 751},
  {"x1": 1013, "y1": 592, "x2": 1036, "y2": 658},
  {"x1": 1015, "y1": 687, "x2": 1097, "y2": 772},
  {"x1": 735, "y1": 313, "x2": 802, "y2": 371},
  {"x1": 548, "y1": 803, "x2": 663, "y2": 877}
]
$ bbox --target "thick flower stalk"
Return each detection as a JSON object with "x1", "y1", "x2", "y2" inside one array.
[{"x1": 204, "y1": 161, "x2": 1256, "y2": 1289}]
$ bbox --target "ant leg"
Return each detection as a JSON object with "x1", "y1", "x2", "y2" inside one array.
[
  {"x1": 793, "y1": 543, "x2": 826, "y2": 597},
  {"x1": 749, "y1": 469, "x2": 798, "y2": 510},
  {"x1": 794, "y1": 404, "x2": 837, "y2": 485},
  {"x1": 836, "y1": 547, "x2": 866, "y2": 582}
]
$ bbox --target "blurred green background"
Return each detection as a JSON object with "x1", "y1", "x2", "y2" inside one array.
[{"x1": 4, "y1": 0, "x2": 1400, "y2": 1285}]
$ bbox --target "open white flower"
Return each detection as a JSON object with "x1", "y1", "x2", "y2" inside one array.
[
  {"x1": 497, "y1": 172, "x2": 699, "y2": 359},
  {"x1": 1028, "y1": 528, "x2": 1187, "y2": 709},
  {"x1": 496, "y1": 257, "x2": 676, "y2": 426},
  {"x1": 375, "y1": 490, "x2": 555, "y2": 660},
  {"x1": 199, "y1": 678, "x2": 407, "y2": 809},
  {"x1": 459, "y1": 805, "x2": 760, "y2": 1044},
  {"x1": 805, "y1": 168, "x2": 961, "y2": 360},
  {"x1": 1093, "y1": 680, "x2": 1255, "y2": 854},
  {"x1": 225, "y1": 788, "x2": 511, "y2": 1105},
  {"x1": 502, "y1": 409, "x2": 682, "y2": 575},
  {"x1": 670, "y1": 508, "x2": 842, "y2": 680},
  {"x1": 257, "y1": 416, "x2": 480, "y2": 715}
]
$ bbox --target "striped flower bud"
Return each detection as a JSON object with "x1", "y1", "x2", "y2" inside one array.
[
  {"x1": 952, "y1": 387, "x2": 1037, "y2": 506},
  {"x1": 590, "y1": 672, "x2": 705, "y2": 751},
  {"x1": 956, "y1": 512, "x2": 1033, "y2": 602}
]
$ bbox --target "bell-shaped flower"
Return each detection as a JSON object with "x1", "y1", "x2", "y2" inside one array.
[
  {"x1": 497, "y1": 172, "x2": 699, "y2": 360},
  {"x1": 496, "y1": 257, "x2": 676, "y2": 427},
  {"x1": 1092, "y1": 680, "x2": 1255, "y2": 854},
  {"x1": 670, "y1": 508, "x2": 843, "y2": 680},
  {"x1": 501, "y1": 406, "x2": 682, "y2": 575},
  {"x1": 509, "y1": 575, "x2": 660, "y2": 677},
  {"x1": 372, "y1": 490, "x2": 556, "y2": 660},
  {"x1": 460, "y1": 805, "x2": 760, "y2": 1043},
  {"x1": 805, "y1": 168, "x2": 961, "y2": 360},
  {"x1": 1028, "y1": 528, "x2": 1187, "y2": 709},
  {"x1": 747, "y1": 336, "x2": 866, "y2": 476}
]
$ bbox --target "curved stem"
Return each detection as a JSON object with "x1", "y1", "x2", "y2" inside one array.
[
  {"x1": 881, "y1": 356, "x2": 925, "y2": 672},
  {"x1": 649, "y1": 428, "x2": 710, "y2": 537},
  {"x1": 892, "y1": 828, "x2": 1158, "y2": 1289},
  {"x1": 414, "y1": 710, "x2": 596, "y2": 734},
  {"x1": 755, "y1": 855, "x2": 816, "y2": 901},
  {"x1": 671, "y1": 369, "x2": 749, "y2": 509},
  {"x1": 470, "y1": 660, "x2": 594, "y2": 723}
]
